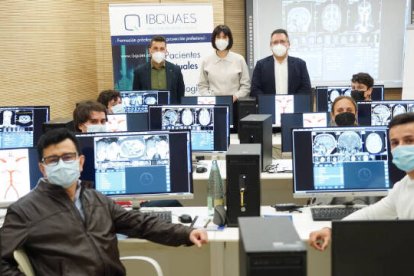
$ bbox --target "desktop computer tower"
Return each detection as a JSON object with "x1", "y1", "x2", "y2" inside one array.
[
  {"x1": 238, "y1": 114, "x2": 272, "y2": 171},
  {"x1": 234, "y1": 97, "x2": 257, "y2": 132},
  {"x1": 42, "y1": 117, "x2": 75, "y2": 133},
  {"x1": 226, "y1": 144, "x2": 261, "y2": 227},
  {"x1": 239, "y1": 217, "x2": 306, "y2": 276}
]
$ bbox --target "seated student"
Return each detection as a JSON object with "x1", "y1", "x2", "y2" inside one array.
[
  {"x1": 0, "y1": 128, "x2": 208, "y2": 275},
  {"x1": 97, "y1": 89, "x2": 123, "y2": 114},
  {"x1": 350, "y1": 72, "x2": 374, "y2": 101},
  {"x1": 73, "y1": 100, "x2": 182, "y2": 207},
  {"x1": 309, "y1": 113, "x2": 414, "y2": 251}
]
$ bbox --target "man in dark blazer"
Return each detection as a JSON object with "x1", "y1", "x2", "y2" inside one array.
[
  {"x1": 133, "y1": 36, "x2": 185, "y2": 104},
  {"x1": 251, "y1": 29, "x2": 311, "y2": 97}
]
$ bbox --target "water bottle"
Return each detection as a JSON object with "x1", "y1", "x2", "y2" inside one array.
[{"x1": 207, "y1": 159, "x2": 224, "y2": 216}]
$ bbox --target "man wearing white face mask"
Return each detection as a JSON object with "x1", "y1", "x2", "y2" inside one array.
[
  {"x1": 309, "y1": 112, "x2": 414, "y2": 252},
  {"x1": 97, "y1": 89, "x2": 123, "y2": 114},
  {"x1": 251, "y1": 29, "x2": 311, "y2": 97},
  {"x1": 133, "y1": 36, "x2": 185, "y2": 104},
  {"x1": 73, "y1": 100, "x2": 108, "y2": 133},
  {"x1": 197, "y1": 24, "x2": 250, "y2": 102},
  {"x1": 0, "y1": 128, "x2": 208, "y2": 275}
]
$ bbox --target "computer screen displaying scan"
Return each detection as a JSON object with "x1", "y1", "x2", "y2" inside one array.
[
  {"x1": 332, "y1": 220, "x2": 414, "y2": 276},
  {"x1": 257, "y1": 94, "x2": 312, "y2": 127},
  {"x1": 106, "y1": 113, "x2": 149, "y2": 132},
  {"x1": 357, "y1": 100, "x2": 414, "y2": 126},
  {"x1": 181, "y1": 96, "x2": 234, "y2": 128},
  {"x1": 76, "y1": 131, "x2": 193, "y2": 200},
  {"x1": 316, "y1": 85, "x2": 384, "y2": 112},
  {"x1": 0, "y1": 106, "x2": 50, "y2": 148},
  {"x1": 0, "y1": 147, "x2": 41, "y2": 207},
  {"x1": 281, "y1": 112, "x2": 329, "y2": 152},
  {"x1": 119, "y1": 90, "x2": 170, "y2": 113},
  {"x1": 292, "y1": 126, "x2": 402, "y2": 198},
  {"x1": 148, "y1": 105, "x2": 229, "y2": 152}
]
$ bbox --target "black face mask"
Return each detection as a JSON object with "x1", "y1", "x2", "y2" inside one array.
[
  {"x1": 351, "y1": 90, "x2": 365, "y2": 102},
  {"x1": 335, "y1": 112, "x2": 356, "y2": 126}
]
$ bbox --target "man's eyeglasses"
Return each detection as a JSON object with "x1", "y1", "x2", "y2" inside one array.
[{"x1": 42, "y1": 152, "x2": 78, "y2": 166}]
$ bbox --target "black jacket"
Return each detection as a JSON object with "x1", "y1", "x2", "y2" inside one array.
[
  {"x1": 250, "y1": 55, "x2": 311, "y2": 97},
  {"x1": 1, "y1": 179, "x2": 193, "y2": 276},
  {"x1": 132, "y1": 60, "x2": 185, "y2": 104}
]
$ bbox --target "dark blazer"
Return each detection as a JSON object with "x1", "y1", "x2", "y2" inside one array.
[
  {"x1": 133, "y1": 60, "x2": 185, "y2": 104},
  {"x1": 250, "y1": 55, "x2": 311, "y2": 97}
]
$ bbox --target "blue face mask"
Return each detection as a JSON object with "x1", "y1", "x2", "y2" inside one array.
[
  {"x1": 44, "y1": 159, "x2": 80, "y2": 188},
  {"x1": 111, "y1": 104, "x2": 124, "y2": 114},
  {"x1": 391, "y1": 145, "x2": 414, "y2": 172},
  {"x1": 86, "y1": 124, "x2": 107, "y2": 133}
]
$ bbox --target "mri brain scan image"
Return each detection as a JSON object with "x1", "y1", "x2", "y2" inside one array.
[
  {"x1": 198, "y1": 108, "x2": 211, "y2": 126},
  {"x1": 163, "y1": 109, "x2": 178, "y2": 126},
  {"x1": 337, "y1": 131, "x2": 362, "y2": 157},
  {"x1": 365, "y1": 132, "x2": 383, "y2": 154},
  {"x1": 181, "y1": 108, "x2": 194, "y2": 126},
  {"x1": 392, "y1": 104, "x2": 406, "y2": 117},
  {"x1": 322, "y1": 3, "x2": 342, "y2": 32},
  {"x1": 16, "y1": 115, "x2": 32, "y2": 125},
  {"x1": 144, "y1": 96, "x2": 157, "y2": 105},
  {"x1": 287, "y1": 7, "x2": 311, "y2": 32},
  {"x1": 372, "y1": 104, "x2": 391, "y2": 125},
  {"x1": 313, "y1": 133, "x2": 337, "y2": 155}
]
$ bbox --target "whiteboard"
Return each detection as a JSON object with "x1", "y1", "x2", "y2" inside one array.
[{"x1": 402, "y1": 25, "x2": 414, "y2": 99}]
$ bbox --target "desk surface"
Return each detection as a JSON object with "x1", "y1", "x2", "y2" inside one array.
[{"x1": 230, "y1": 133, "x2": 281, "y2": 145}]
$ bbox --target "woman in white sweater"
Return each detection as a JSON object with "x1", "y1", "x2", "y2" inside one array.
[{"x1": 198, "y1": 25, "x2": 250, "y2": 102}]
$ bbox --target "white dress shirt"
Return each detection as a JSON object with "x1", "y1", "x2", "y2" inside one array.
[{"x1": 274, "y1": 56, "x2": 288, "y2": 94}]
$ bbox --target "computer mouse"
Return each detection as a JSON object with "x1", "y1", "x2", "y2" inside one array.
[
  {"x1": 196, "y1": 166, "x2": 207, "y2": 173},
  {"x1": 178, "y1": 214, "x2": 192, "y2": 224}
]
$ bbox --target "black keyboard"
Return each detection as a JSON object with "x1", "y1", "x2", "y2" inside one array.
[
  {"x1": 311, "y1": 207, "x2": 362, "y2": 221},
  {"x1": 139, "y1": 210, "x2": 172, "y2": 223}
]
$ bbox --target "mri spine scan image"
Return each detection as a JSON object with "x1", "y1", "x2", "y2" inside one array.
[{"x1": 162, "y1": 107, "x2": 213, "y2": 130}]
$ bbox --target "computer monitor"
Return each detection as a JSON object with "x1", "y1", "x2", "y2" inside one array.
[
  {"x1": 357, "y1": 100, "x2": 414, "y2": 126},
  {"x1": 292, "y1": 126, "x2": 404, "y2": 198},
  {"x1": 332, "y1": 220, "x2": 414, "y2": 276},
  {"x1": 119, "y1": 90, "x2": 170, "y2": 113},
  {"x1": 106, "y1": 113, "x2": 148, "y2": 132},
  {"x1": 76, "y1": 130, "x2": 193, "y2": 200},
  {"x1": 148, "y1": 105, "x2": 229, "y2": 152},
  {"x1": 181, "y1": 96, "x2": 234, "y2": 128},
  {"x1": 0, "y1": 106, "x2": 50, "y2": 148},
  {"x1": 316, "y1": 85, "x2": 384, "y2": 112},
  {"x1": 280, "y1": 112, "x2": 330, "y2": 152},
  {"x1": 0, "y1": 147, "x2": 41, "y2": 207},
  {"x1": 257, "y1": 94, "x2": 312, "y2": 127}
]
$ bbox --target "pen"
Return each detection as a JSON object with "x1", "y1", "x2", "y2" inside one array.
[
  {"x1": 203, "y1": 219, "x2": 211, "y2": 228},
  {"x1": 189, "y1": 215, "x2": 198, "y2": 228}
]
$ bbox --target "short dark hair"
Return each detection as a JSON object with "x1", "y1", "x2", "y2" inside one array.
[
  {"x1": 150, "y1": 36, "x2": 166, "y2": 47},
  {"x1": 388, "y1": 113, "x2": 414, "y2": 129},
  {"x1": 270, "y1": 29, "x2": 289, "y2": 41},
  {"x1": 331, "y1": 96, "x2": 357, "y2": 113},
  {"x1": 351, "y1": 73, "x2": 374, "y2": 89},
  {"x1": 37, "y1": 128, "x2": 81, "y2": 162},
  {"x1": 211, "y1": 25, "x2": 233, "y2": 50},
  {"x1": 73, "y1": 100, "x2": 107, "y2": 132},
  {"x1": 97, "y1": 89, "x2": 121, "y2": 108}
]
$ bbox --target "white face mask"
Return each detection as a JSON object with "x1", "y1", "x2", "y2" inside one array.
[
  {"x1": 111, "y1": 104, "x2": 124, "y2": 114},
  {"x1": 86, "y1": 124, "x2": 107, "y2": 133},
  {"x1": 272, "y1": 44, "x2": 288, "y2": 57},
  {"x1": 152, "y1": 51, "x2": 166, "y2": 64},
  {"x1": 44, "y1": 159, "x2": 80, "y2": 189},
  {"x1": 215, "y1": 39, "x2": 229, "y2": 51}
]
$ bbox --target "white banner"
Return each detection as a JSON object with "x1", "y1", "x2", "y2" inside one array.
[{"x1": 109, "y1": 4, "x2": 214, "y2": 95}]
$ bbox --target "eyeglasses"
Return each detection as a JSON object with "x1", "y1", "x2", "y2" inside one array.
[{"x1": 42, "y1": 152, "x2": 78, "y2": 166}]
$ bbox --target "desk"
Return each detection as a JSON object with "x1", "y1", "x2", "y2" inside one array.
[
  {"x1": 229, "y1": 133, "x2": 281, "y2": 145},
  {"x1": 119, "y1": 206, "x2": 331, "y2": 276},
  {"x1": 186, "y1": 159, "x2": 305, "y2": 207}
]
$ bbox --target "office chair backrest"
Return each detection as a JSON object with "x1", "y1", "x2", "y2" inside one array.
[
  {"x1": 120, "y1": 256, "x2": 164, "y2": 276},
  {"x1": 13, "y1": 249, "x2": 35, "y2": 276}
]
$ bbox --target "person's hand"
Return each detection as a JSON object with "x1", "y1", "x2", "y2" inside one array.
[
  {"x1": 309, "y1": 227, "x2": 331, "y2": 251},
  {"x1": 189, "y1": 229, "x2": 208, "y2": 248},
  {"x1": 233, "y1": 95, "x2": 238, "y2": 103}
]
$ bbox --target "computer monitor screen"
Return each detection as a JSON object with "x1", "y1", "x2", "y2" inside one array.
[
  {"x1": 76, "y1": 130, "x2": 193, "y2": 200},
  {"x1": 332, "y1": 220, "x2": 414, "y2": 276},
  {"x1": 181, "y1": 96, "x2": 234, "y2": 128},
  {"x1": 148, "y1": 105, "x2": 229, "y2": 152},
  {"x1": 281, "y1": 112, "x2": 330, "y2": 152},
  {"x1": 119, "y1": 90, "x2": 170, "y2": 113},
  {"x1": 0, "y1": 147, "x2": 41, "y2": 207},
  {"x1": 292, "y1": 126, "x2": 403, "y2": 198},
  {"x1": 316, "y1": 85, "x2": 384, "y2": 112},
  {"x1": 106, "y1": 113, "x2": 148, "y2": 132},
  {"x1": 257, "y1": 94, "x2": 312, "y2": 127},
  {"x1": 0, "y1": 106, "x2": 50, "y2": 148},
  {"x1": 357, "y1": 100, "x2": 414, "y2": 126}
]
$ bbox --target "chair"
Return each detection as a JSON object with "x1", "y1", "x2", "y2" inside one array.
[
  {"x1": 120, "y1": 256, "x2": 164, "y2": 276},
  {"x1": 13, "y1": 249, "x2": 35, "y2": 276}
]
